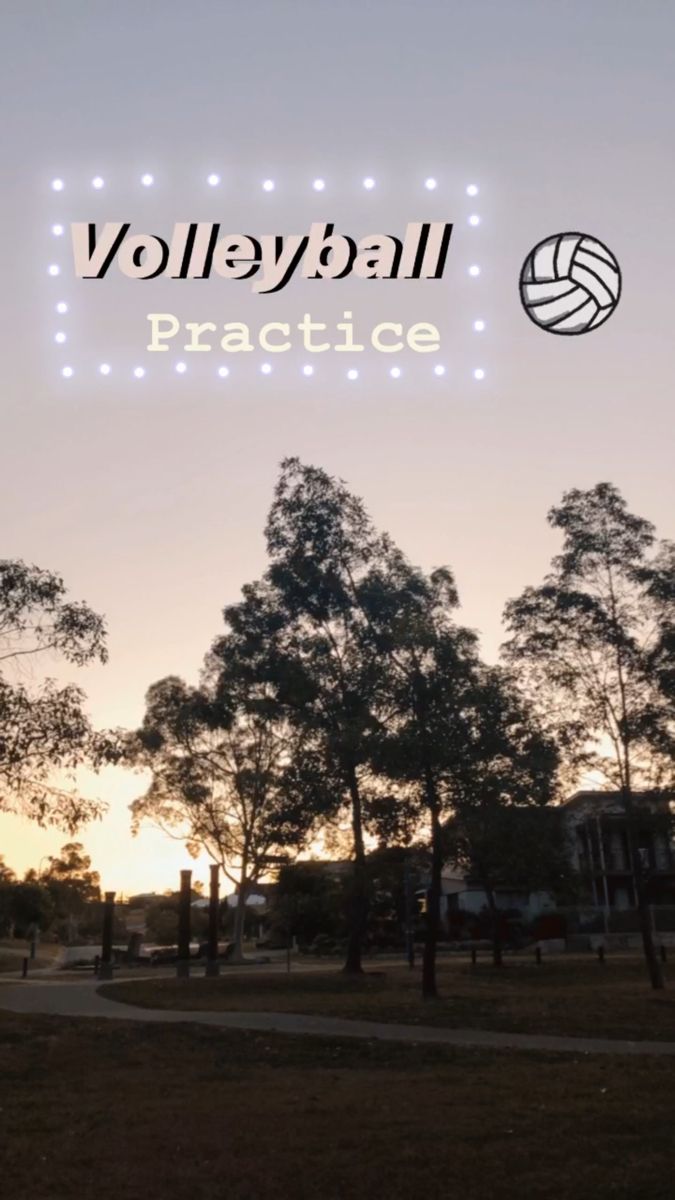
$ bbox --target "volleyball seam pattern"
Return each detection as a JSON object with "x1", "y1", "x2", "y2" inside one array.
[{"x1": 519, "y1": 232, "x2": 622, "y2": 335}]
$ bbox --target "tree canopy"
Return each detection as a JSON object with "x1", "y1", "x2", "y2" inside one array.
[{"x1": 0, "y1": 559, "x2": 108, "y2": 830}]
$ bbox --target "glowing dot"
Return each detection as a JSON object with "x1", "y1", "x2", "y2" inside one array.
[
  {"x1": 99, "y1": 363, "x2": 111, "y2": 376},
  {"x1": 92, "y1": 176, "x2": 104, "y2": 189},
  {"x1": 51, "y1": 223, "x2": 64, "y2": 236},
  {"x1": 390, "y1": 366, "x2": 402, "y2": 379},
  {"x1": 61, "y1": 366, "x2": 73, "y2": 378},
  {"x1": 207, "y1": 173, "x2": 220, "y2": 187},
  {"x1": 424, "y1": 177, "x2": 437, "y2": 191},
  {"x1": 262, "y1": 179, "x2": 275, "y2": 192},
  {"x1": 434, "y1": 364, "x2": 446, "y2": 377},
  {"x1": 468, "y1": 264, "x2": 481, "y2": 277},
  {"x1": 175, "y1": 361, "x2": 187, "y2": 374},
  {"x1": 260, "y1": 362, "x2": 272, "y2": 374},
  {"x1": 362, "y1": 177, "x2": 375, "y2": 190},
  {"x1": 133, "y1": 366, "x2": 145, "y2": 378},
  {"x1": 468, "y1": 214, "x2": 481, "y2": 226},
  {"x1": 51, "y1": 178, "x2": 64, "y2": 192},
  {"x1": 56, "y1": 302, "x2": 68, "y2": 314},
  {"x1": 473, "y1": 319, "x2": 485, "y2": 332},
  {"x1": 312, "y1": 178, "x2": 325, "y2": 192},
  {"x1": 347, "y1": 369, "x2": 359, "y2": 380},
  {"x1": 217, "y1": 366, "x2": 230, "y2": 378},
  {"x1": 302, "y1": 364, "x2": 314, "y2": 377},
  {"x1": 474, "y1": 368, "x2": 485, "y2": 381},
  {"x1": 141, "y1": 173, "x2": 154, "y2": 187},
  {"x1": 54, "y1": 331, "x2": 66, "y2": 344},
  {"x1": 466, "y1": 184, "x2": 479, "y2": 196},
  {"x1": 48, "y1": 264, "x2": 60, "y2": 276}
]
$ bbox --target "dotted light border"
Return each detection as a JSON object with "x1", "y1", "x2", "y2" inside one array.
[{"x1": 47, "y1": 174, "x2": 487, "y2": 383}]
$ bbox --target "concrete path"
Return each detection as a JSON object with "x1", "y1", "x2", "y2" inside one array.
[{"x1": 2, "y1": 977, "x2": 675, "y2": 1057}]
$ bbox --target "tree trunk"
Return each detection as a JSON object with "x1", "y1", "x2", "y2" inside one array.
[
  {"x1": 343, "y1": 765, "x2": 367, "y2": 975},
  {"x1": 623, "y1": 789, "x2": 665, "y2": 990},
  {"x1": 636, "y1": 889, "x2": 664, "y2": 989},
  {"x1": 422, "y1": 798, "x2": 442, "y2": 999},
  {"x1": 230, "y1": 870, "x2": 248, "y2": 963},
  {"x1": 484, "y1": 880, "x2": 503, "y2": 967}
]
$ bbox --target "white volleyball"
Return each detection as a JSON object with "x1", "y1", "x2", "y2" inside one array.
[{"x1": 520, "y1": 232, "x2": 621, "y2": 334}]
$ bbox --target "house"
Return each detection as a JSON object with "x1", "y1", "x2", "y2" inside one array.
[
  {"x1": 562, "y1": 790, "x2": 675, "y2": 910},
  {"x1": 439, "y1": 790, "x2": 675, "y2": 927}
]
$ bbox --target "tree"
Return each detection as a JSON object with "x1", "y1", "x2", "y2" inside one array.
[
  {"x1": 130, "y1": 674, "x2": 324, "y2": 960},
  {"x1": 40, "y1": 842, "x2": 101, "y2": 941},
  {"x1": 272, "y1": 862, "x2": 348, "y2": 948},
  {"x1": 363, "y1": 559, "x2": 483, "y2": 996},
  {"x1": 145, "y1": 892, "x2": 209, "y2": 947},
  {"x1": 0, "y1": 560, "x2": 108, "y2": 830},
  {"x1": 7, "y1": 881, "x2": 54, "y2": 938},
  {"x1": 445, "y1": 804, "x2": 572, "y2": 966},
  {"x1": 503, "y1": 483, "x2": 675, "y2": 989},
  {"x1": 0, "y1": 856, "x2": 16, "y2": 936},
  {"x1": 441, "y1": 668, "x2": 562, "y2": 966},
  {"x1": 221, "y1": 458, "x2": 394, "y2": 974}
]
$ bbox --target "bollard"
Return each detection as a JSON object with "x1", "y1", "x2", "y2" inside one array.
[
  {"x1": 660, "y1": 945, "x2": 667, "y2": 963},
  {"x1": 94, "y1": 954, "x2": 100, "y2": 977},
  {"x1": 535, "y1": 946, "x2": 542, "y2": 966},
  {"x1": 597, "y1": 944, "x2": 605, "y2": 964},
  {"x1": 22, "y1": 957, "x2": 28, "y2": 979},
  {"x1": 205, "y1": 863, "x2": 220, "y2": 977},
  {"x1": 471, "y1": 946, "x2": 477, "y2": 966}
]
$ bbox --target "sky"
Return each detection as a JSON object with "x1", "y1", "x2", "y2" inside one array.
[{"x1": 1, "y1": 0, "x2": 673, "y2": 893}]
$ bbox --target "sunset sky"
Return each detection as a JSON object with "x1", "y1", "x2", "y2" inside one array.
[{"x1": 1, "y1": 0, "x2": 673, "y2": 893}]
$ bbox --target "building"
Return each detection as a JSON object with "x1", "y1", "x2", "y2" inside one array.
[
  {"x1": 563, "y1": 790, "x2": 675, "y2": 911},
  {"x1": 440, "y1": 790, "x2": 675, "y2": 926}
]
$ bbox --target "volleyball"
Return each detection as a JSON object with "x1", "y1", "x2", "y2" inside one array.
[{"x1": 519, "y1": 232, "x2": 621, "y2": 335}]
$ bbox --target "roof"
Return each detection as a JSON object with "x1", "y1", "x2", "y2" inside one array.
[{"x1": 561, "y1": 790, "x2": 673, "y2": 815}]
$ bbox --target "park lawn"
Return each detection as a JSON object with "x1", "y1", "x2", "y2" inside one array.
[
  {"x1": 101, "y1": 956, "x2": 675, "y2": 1041},
  {"x1": 0, "y1": 941, "x2": 61, "y2": 973},
  {"x1": 1, "y1": 1010, "x2": 675, "y2": 1200}
]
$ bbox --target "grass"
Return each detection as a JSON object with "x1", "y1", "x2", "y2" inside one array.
[
  {"x1": 101, "y1": 955, "x2": 675, "y2": 1041},
  {"x1": 0, "y1": 940, "x2": 61, "y2": 974},
  {"x1": 2, "y1": 1008, "x2": 675, "y2": 1200}
]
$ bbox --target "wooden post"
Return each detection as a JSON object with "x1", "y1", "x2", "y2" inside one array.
[
  {"x1": 206, "y1": 863, "x2": 220, "y2": 977},
  {"x1": 597, "y1": 944, "x2": 605, "y2": 964},
  {"x1": 99, "y1": 891, "x2": 116, "y2": 981},
  {"x1": 471, "y1": 945, "x2": 477, "y2": 966},
  {"x1": 535, "y1": 946, "x2": 542, "y2": 965},
  {"x1": 177, "y1": 869, "x2": 192, "y2": 978},
  {"x1": 404, "y1": 855, "x2": 415, "y2": 970},
  {"x1": 660, "y1": 944, "x2": 667, "y2": 963}
]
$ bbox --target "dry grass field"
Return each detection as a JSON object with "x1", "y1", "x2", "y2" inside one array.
[
  {"x1": 102, "y1": 955, "x2": 675, "y2": 1041},
  {"x1": 1, "y1": 1007, "x2": 675, "y2": 1200}
]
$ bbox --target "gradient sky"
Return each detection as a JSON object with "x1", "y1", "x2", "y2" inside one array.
[{"x1": 1, "y1": 0, "x2": 673, "y2": 894}]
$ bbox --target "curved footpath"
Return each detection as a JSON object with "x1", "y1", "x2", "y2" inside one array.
[{"x1": 1, "y1": 976, "x2": 674, "y2": 1057}]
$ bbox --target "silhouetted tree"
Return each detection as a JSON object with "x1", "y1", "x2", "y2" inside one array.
[
  {"x1": 130, "y1": 675, "x2": 325, "y2": 959},
  {"x1": 362, "y1": 557, "x2": 482, "y2": 996},
  {"x1": 39, "y1": 842, "x2": 101, "y2": 940},
  {"x1": 0, "y1": 560, "x2": 108, "y2": 830},
  {"x1": 221, "y1": 459, "x2": 393, "y2": 974},
  {"x1": 442, "y1": 668, "x2": 561, "y2": 966},
  {"x1": 504, "y1": 483, "x2": 675, "y2": 989},
  {"x1": 7, "y1": 881, "x2": 54, "y2": 938}
]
